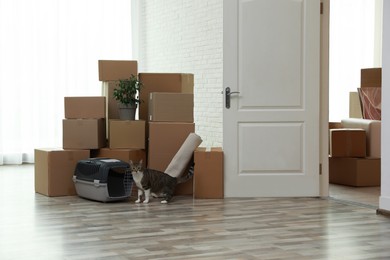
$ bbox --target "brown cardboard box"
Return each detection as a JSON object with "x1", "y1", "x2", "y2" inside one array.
[
  {"x1": 194, "y1": 147, "x2": 224, "y2": 199},
  {"x1": 63, "y1": 119, "x2": 106, "y2": 149},
  {"x1": 148, "y1": 122, "x2": 195, "y2": 170},
  {"x1": 109, "y1": 120, "x2": 145, "y2": 149},
  {"x1": 149, "y1": 93, "x2": 193, "y2": 122},
  {"x1": 329, "y1": 157, "x2": 380, "y2": 187},
  {"x1": 102, "y1": 81, "x2": 120, "y2": 120},
  {"x1": 91, "y1": 148, "x2": 146, "y2": 163},
  {"x1": 98, "y1": 60, "x2": 138, "y2": 81},
  {"x1": 329, "y1": 128, "x2": 366, "y2": 157},
  {"x1": 34, "y1": 148, "x2": 90, "y2": 196},
  {"x1": 65, "y1": 96, "x2": 106, "y2": 119},
  {"x1": 361, "y1": 67, "x2": 381, "y2": 88},
  {"x1": 138, "y1": 73, "x2": 194, "y2": 121}
]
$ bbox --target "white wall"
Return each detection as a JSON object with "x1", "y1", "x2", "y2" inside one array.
[
  {"x1": 380, "y1": 0, "x2": 390, "y2": 211},
  {"x1": 136, "y1": 0, "x2": 223, "y2": 147}
]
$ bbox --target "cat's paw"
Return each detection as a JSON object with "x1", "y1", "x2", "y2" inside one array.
[
  {"x1": 161, "y1": 200, "x2": 168, "y2": 204},
  {"x1": 135, "y1": 199, "x2": 141, "y2": 203},
  {"x1": 143, "y1": 199, "x2": 149, "y2": 204}
]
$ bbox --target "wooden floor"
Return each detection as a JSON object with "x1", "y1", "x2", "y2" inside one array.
[{"x1": 1, "y1": 164, "x2": 390, "y2": 260}]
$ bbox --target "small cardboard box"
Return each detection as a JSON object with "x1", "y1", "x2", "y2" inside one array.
[
  {"x1": 34, "y1": 148, "x2": 90, "y2": 196},
  {"x1": 329, "y1": 128, "x2": 366, "y2": 157},
  {"x1": 109, "y1": 120, "x2": 145, "y2": 149},
  {"x1": 98, "y1": 60, "x2": 138, "y2": 81},
  {"x1": 329, "y1": 157, "x2": 381, "y2": 187},
  {"x1": 138, "y1": 73, "x2": 194, "y2": 121},
  {"x1": 149, "y1": 93, "x2": 193, "y2": 122},
  {"x1": 65, "y1": 96, "x2": 106, "y2": 119},
  {"x1": 361, "y1": 67, "x2": 381, "y2": 88},
  {"x1": 91, "y1": 148, "x2": 146, "y2": 163},
  {"x1": 194, "y1": 147, "x2": 224, "y2": 199},
  {"x1": 63, "y1": 119, "x2": 106, "y2": 149}
]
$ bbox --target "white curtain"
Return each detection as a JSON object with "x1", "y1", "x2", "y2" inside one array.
[
  {"x1": 0, "y1": 0, "x2": 132, "y2": 165},
  {"x1": 329, "y1": 0, "x2": 383, "y2": 122}
]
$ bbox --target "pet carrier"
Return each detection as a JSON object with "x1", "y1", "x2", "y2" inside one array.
[{"x1": 73, "y1": 158, "x2": 132, "y2": 202}]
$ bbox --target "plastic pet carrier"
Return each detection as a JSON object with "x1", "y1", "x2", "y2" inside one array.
[{"x1": 73, "y1": 158, "x2": 132, "y2": 202}]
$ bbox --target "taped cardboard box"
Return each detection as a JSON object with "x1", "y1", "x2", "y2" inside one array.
[
  {"x1": 329, "y1": 128, "x2": 366, "y2": 157},
  {"x1": 349, "y1": 92, "x2": 363, "y2": 119},
  {"x1": 65, "y1": 96, "x2": 106, "y2": 119},
  {"x1": 148, "y1": 122, "x2": 195, "y2": 195},
  {"x1": 63, "y1": 119, "x2": 106, "y2": 149},
  {"x1": 139, "y1": 73, "x2": 194, "y2": 121},
  {"x1": 91, "y1": 148, "x2": 146, "y2": 163},
  {"x1": 194, "y1": 147, "x2": 224, "y2": 199},
  {"x1": 361, "y1": 67, "x2": 381, "y2": 88},
  {"x1": 109, "y1": 120, "x2": 145, "y2": 149},
  {"x1": 329, "y1": 157, "x2": 380, "y2": 187},
  {"x1": 34, "y1": 148, "x2": 90, "y2": 196},
  {"x1": 149, "y1": 93, "x2": 193, "y2": 122},
  {"x1": 98, "y1": 60, "x2": 138, "y2": 81}
]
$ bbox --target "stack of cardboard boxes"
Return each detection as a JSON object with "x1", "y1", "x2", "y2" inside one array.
[
  {"x1": 35, "y1": 60, "x2": 224, "y2": 199},
  {"x1": 329, "y1": 67, "x2": 381, "y2": 187}
]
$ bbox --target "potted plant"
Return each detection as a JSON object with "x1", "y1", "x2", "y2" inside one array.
[{"x1": 113, "y1": 74, "x2": 143, "y2": 120}]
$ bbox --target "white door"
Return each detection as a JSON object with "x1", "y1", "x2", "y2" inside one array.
[{"x1": 223, "y1": 0, "x2": 320, "y2": 197}]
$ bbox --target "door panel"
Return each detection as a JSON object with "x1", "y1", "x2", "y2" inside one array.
[{"x1": 223, "y1": 0, "x2": 320, "y2": 197}]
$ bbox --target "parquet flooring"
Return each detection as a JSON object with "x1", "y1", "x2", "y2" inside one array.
[{"x1": 1, "y1": 164, "x2": 390, "y2": 260}]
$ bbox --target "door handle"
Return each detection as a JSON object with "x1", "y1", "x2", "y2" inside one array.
[{"x1": 225, "y1": 87, "x2": 240, "y2": 109}]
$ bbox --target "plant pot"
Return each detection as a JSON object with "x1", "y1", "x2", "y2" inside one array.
[{"x1": 118, "y1": 103, "x2": 137, "y2": 120}]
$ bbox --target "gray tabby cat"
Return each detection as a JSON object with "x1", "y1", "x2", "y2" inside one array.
[{"x1": 129, "y1": 160, "x2": 194, "y2": 204}]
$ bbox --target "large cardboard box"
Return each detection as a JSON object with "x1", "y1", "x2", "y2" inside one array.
[
  {"x1": 109, "y1": 120, "x2": 145, "y2": 149},
  {"x1": 34, "y1": 148, "x2": 90, "y2": 196},
  {"x1": 65, "y1": 96, "x2": 105, "y2": 119},
  {"x1": 63, "y1": 119, "x2": 106, "y2": 149},
  {"x1": 329, "y1": 157, "x2": 380, "y2": 187},
  {"x1": 361, "y1": 67, "x2": 381, "y2": 88},
  {"x1": 329, "y1": 128, "x2": 366, "y2": 157},
  {"x1": 149, "y1": 93, "x2": 193, "y2": 122},
  {"x1": 98, "y1": 60, "x2": 138, "y2": 81},
  {"x1": 148, "y1": 122, "x2": 195, "y2": 195},
  {"x1": 138, "y1": 73, "x2": 194, "y2": 121},
  {"x1": 194, "y1": 147, "x2": 224, "y2": 199},
  {"x1": 91, "y1": 148, "x2": 146, "y2": 163}
]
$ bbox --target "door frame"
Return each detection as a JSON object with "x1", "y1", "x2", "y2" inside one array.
[{"x1": 320, "y1": 0, "x2": 330, "y2": 197}]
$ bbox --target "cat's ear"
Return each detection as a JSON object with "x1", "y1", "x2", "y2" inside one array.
[
  {"x1": 139, "y1": 159, "x2": 143, "y2": 166},
  {"x1": 129, "y1": 160, "x2": 133, "y2": 166}
]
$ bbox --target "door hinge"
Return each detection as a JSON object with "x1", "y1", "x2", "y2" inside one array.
[
  {"x1": 320, "y1": 2, "x2": 323, "y2": 14},
  {"x1": 319, "y1": 163, "x2": 322, "y2": 175}
]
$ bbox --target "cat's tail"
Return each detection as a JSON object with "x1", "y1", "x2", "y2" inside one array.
[{"x1": 177, "y1": 163, "x2": 195, "y2": 184}]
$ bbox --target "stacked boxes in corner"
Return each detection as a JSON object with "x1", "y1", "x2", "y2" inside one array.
[{"x1": 141, "y1": 73, "x2": 195, "y2": 195}]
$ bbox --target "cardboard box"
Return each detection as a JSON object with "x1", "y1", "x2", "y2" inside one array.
[
  {"x1": 102, "y1": 81, "x2": 120, "y2": 120},
  {"x1": 349, "y1": 92, "x2": 363, "y2": 119},
  {"x1": 149, "y1": 93, "x2": 193, "y2": 122},
  {"x1": 361, "y1": 67, "x2": 381, "y2": 88},
  {"x1": 34, "y1": 148, "x2": 90, "y2": 196},
  {"x1": 329, "y1": 128, "x2": 366, "y2": 157},
  {"x1": 63, "y1": 119, "x2": 106, "y2": 149},
  {"x1": 98, "y1": 60, "x2": 138, "y2": 81},
  {"x1": 329, "y1": 157, "x2": 380, "y2": 187},
  {"x1": 138, "y1": 73, "x2": 194, "y2": 121},
  {"x1": 109, "y1": 120, "x2": 145, "y2": 149},
  {"x1": 148, "y1": 122, "x2": 195, "y2": 171},
  {"x1": 91, "y1": 148, "x2": 146, "y2": 163},
  {"x1": 64, "y1": 96, "x2": 106, "y2": 119},
  {"x1": 194, "y1": 147, "x2": 224, "y2": 199}
]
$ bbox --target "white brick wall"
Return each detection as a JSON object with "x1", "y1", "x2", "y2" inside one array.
[{"x1": 137, "y1": 0, "x2": 223, "y2": 147}]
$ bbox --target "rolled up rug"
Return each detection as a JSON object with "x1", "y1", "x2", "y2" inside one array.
[{"x1": 165, "y1": 133, "x2": 203, "y2": 178}]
